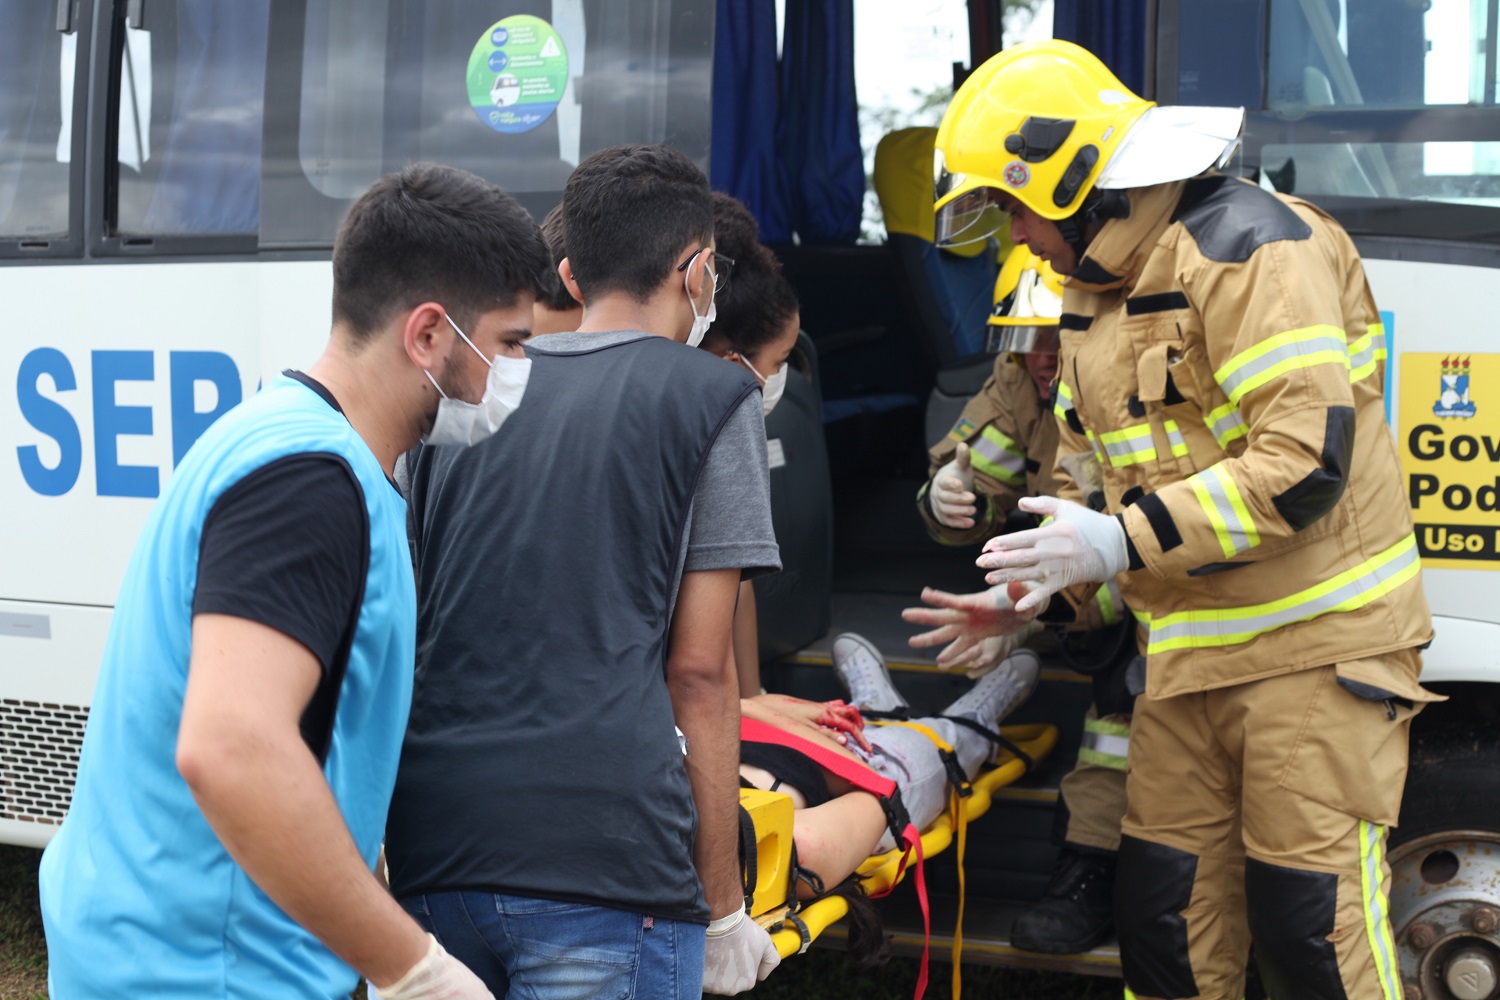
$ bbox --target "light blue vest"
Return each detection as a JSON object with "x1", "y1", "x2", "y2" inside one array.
[{"x1": 40, "y1": 375, "x2": 415, "y2": 999}]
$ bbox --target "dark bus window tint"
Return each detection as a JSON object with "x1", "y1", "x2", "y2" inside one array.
[
  {"x1": 1174, "y1": 0, "x2": 1266, "y2": 108},
  {"x1": 263, "y1": 0, "x2": 713, "y2": 247},
  {"x1": 0, "y1": 3, "x2": 73, "y2": 240},
  {"x1": 115, "y1": 1, "x2": 270, "y2": 237}
]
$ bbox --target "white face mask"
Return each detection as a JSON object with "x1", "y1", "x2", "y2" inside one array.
[
  {"x1": 421, "y1": 314, "x2": 532, "y2": 447},
  {"x1": 741, "y1": 355, "x2": 788, "y2": 417},
  {"x1": 685, "y1": 256, "x2": 717, "y2": 348}
]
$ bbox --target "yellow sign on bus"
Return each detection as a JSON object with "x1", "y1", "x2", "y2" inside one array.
[{"x1": 1400, "y1": 353, "x2": 1500, "y2": 569}]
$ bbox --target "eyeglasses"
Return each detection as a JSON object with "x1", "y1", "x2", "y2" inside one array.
[{"x1": 677, "y1": 247, "x2": 735, "y2": 297}]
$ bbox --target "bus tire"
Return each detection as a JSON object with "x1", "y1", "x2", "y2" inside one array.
[{"x1": 1386, "y1": 719, "x2": 1500, "y2": 1000}]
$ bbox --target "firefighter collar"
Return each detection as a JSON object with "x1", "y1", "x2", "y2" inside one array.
[{"x1": 1066, "y1": 179, "x2": 1189, "y2": 295}]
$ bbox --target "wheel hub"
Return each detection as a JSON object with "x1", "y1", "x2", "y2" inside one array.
[{"x1": 1391, "y1": 831, "x2": 1500, "y2": 1000}]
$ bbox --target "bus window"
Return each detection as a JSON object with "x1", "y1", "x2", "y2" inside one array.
[
  {"x1": 0, "y1": 2, "x2": 74, "y2": 241},
  {"x1": 113, "y1": 1, "x2": 269, "y2": 238},
  {"x1": 1259, "y1": 0, "x2": 1500, "y2": 208},
  {"x1": 263, "y1": 0, "x2": 712, "y2": 247}
]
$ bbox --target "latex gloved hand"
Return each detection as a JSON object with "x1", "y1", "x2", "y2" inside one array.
[
  {"x1": 941, "y1": 620, "x2": 1044, "y2": 679},
  {"x1": 930, "y1": 444, "x2": 978, "y2": 529},
  {"x1": 374, "y1": 935, "x2": 494, "y2": 1000},
  {"x1": 976, "y1": 497, "x2": 1128, "y2": 614},
  {"x1": 703, "y1": 905, "x2": 780, "y2": 995},
  {"x1": 902, "y1": 583, "x2": 1047, "y2": 667}
]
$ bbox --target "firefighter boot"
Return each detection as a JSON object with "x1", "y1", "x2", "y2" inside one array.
[{"x1": 1009, "y1": 846, "x2": 1116, "y2": 954}]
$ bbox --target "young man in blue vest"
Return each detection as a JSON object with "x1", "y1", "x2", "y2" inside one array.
[
  {"x1": 386, "y1": 144, "x2": 783, "y2": 998},
  {"x1": 40, "y1": 163, "x2": 552, "y2": 999}
]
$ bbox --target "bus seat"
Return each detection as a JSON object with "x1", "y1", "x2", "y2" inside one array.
[
  {"x1": 755, "y1": 330, "x2": 834, "y2": 663},
  {"x1": 873, "y1": 128, "x2": 998, "y2": 448}
]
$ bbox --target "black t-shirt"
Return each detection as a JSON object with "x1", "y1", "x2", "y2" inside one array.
[{"x1": 190, "y1": 371, "x2": 369, "y2": 759}]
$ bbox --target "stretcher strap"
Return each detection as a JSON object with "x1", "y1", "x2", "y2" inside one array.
[
  {"x1": 739, "y1": 717, "x2": 930, "y2": 1000},
  {"x1": 941, "y1": 714, "x2": 1035, "y2": 773}
]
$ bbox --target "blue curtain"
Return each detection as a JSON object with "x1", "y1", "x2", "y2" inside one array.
[
  {"x1": 710, "y1": 0, "x2": 788, "y2": 240},
  {"x1": 777, "y1": 0, "x2": 862, "y2": 243},
  {"x1": 1052, "y1": 0, "x2": 1148, "y2": 96},
  {"x1": 709, "y1": 0, "x2": 863, "y2": 244}
]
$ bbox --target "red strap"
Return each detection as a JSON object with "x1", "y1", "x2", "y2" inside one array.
[
  {"x1": 740, "y1": 716, "x2": 931, "y2": 998},
  {"x1": 741, "y1": 717, "x2": 897, "y2": 798}
]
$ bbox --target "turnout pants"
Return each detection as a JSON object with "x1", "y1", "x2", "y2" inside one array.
[
  {"x1": 1061, "y1": 708, "x2": 1130, "y2": 852},
  {"x1": 1117, "y1": 650, "x2": 1435, "y2": 1000}
]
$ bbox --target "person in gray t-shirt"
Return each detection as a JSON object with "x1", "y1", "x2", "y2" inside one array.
[{"x1": 385, "y1": 145, "x2": 782, "y2": 1000}]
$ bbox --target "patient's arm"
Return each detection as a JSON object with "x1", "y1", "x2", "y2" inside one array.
[{"x1": 789, "y1": 792, "x2": 888, "y2": 898}]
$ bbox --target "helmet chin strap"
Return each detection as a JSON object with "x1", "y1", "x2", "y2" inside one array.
[{"x1": 1055, "y1": 189, "x2": 1131, "y2": 263}]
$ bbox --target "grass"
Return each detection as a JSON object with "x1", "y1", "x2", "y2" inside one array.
[{"x1": 1, "y1": 843, "x2": 1112, "y2": 999}]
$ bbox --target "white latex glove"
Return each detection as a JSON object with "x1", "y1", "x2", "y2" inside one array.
[
  {"x1": 703, "y1": 906, "x2": 780, "y2": 995},
  {"x1": 941, "y1": 620, "x2": 1044, "y2": 678},
  {"x1": 902, "y1": 583, "x2": 1048, "y2": 667},
  {"x1": 930, "y1": 443, "x2": 978, "y2": 529},
  {"x1": 976, "y1": 496, "x2": 1128, "y2": 614},
  {"x1": 373, "y1": 934, "x2": 494, "y2": 1000}
]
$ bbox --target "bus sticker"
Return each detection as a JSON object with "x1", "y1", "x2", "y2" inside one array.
[
  {"x1": 466, "y1": 15, "x2": 569, "y2": 135},
  {"x1": 1401, "y1": 352, "x2": 1500, "y2": 568}
]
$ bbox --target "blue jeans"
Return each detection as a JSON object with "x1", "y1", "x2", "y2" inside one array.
[{"x1": 400, "y1": 891, "x2": 705, "y2": 1000}]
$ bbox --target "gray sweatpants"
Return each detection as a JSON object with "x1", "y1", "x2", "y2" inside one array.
[{"x1": 858, "y1": 718, "x2": 993, "y2": 852}]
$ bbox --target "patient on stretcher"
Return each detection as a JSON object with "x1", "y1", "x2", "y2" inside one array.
[{"x1": 738, "y1": 633, "x2": 1040, "y2": 897}]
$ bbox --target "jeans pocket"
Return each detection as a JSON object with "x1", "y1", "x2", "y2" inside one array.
[{"x1": 497, "y1": 896, "x2": 643, "y2": 968}]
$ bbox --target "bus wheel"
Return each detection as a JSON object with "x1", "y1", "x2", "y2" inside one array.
[{"x1": 1389, "y1": 722, "x2": 1500, "y2": 1000}]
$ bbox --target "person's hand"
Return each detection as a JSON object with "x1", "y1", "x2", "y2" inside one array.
[
  {"x1": 930, "y1": 444, "x2": 978, "y2": 529},
  {"x1": 939, "y1": 621, "x2": 1043, "y2": 678},
  {"x1": 976, "y1": 497, "x2": 1128, "y2": 613},
  {"x1": 703, "y1": 906, "x2": 781, "y2": 995},
  {"x1": 902, "y1": 583, "x2": 1045, "y2": 667},
  {"x1": 814, "y1": 700, "x2": 871, "y2": 751},
  {"x1": 373, "y1": 934, "x2": 494, "y2": 1000}
]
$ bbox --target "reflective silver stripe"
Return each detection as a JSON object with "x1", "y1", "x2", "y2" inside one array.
[
  {"x1": 1189, "y1": 464, "x2": 1259, "y2": 558},
  {"x1": 1163, "y1": 420, "x2": 1189, "y2": 457},
  {"x1": 1080, "y1": 730, "x2": 1130, "y2": 761},
  {"x1": 969, "y1": 427, "x2": 1027, "y2": 486},
  {"x1": 1349, "y1": 327, "x2": 1388, "y2": 384},
  {"x1": 1100, "y1": 423, "x2": 1155, "y2": 467},
  {"x1": 1205, "y1": 402, "x2": 1249, "y2": 450},
  {"x1": 1147, "y1": 534, "x2": 1421, "y2": 653},
  {"x1": 1215, "y1": 326, "x2": 1350, "y2": 404}
]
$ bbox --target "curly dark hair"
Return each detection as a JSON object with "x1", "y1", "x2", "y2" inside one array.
[{"x1": 704, "y1": 192, "x2": 799, "y2": 357}]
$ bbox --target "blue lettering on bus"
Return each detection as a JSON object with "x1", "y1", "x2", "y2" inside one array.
[
  {"x1": 93, "y1": 351, "x2": 159, "y2": 498},
  {"x1": 17, "y1": 348, "x2": 246, "y2": 497},
  {"x1": 16, "y1": 348, "x2": 82, "y2": 496},
  {"x1": 170, "y1": 352, "x2": 243, "y2": 466}
]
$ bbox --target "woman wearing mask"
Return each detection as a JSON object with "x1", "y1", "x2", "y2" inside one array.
[{"x1": 698, "y1": 192, "x2": 801, "y2": 696}]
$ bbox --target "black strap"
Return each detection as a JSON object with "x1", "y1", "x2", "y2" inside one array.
[
  {"x1": 737, "y1": 803, "x2": 758, "y2": 914},
  {"x1": 939, "y1": 715, "x2": 1035, "y2": 773},
  {"x1": 860, "y1": 707, "x2": 911, "y2": 722}
]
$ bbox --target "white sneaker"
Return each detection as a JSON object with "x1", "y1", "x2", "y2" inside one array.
[
  {"x1": 831, "y1": 632, "x2": 909, "y2": 715},
  {"x1": 943, "y1": 649, "x2": 1041, "y2": 729}
]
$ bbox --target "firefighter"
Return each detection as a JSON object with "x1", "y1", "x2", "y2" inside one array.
[
  {"x1": 908, "y1": 39, "x2": 1437, "y2": 1000},
  {"x1": 916, "y1": 248, "x2": 1132, "y2": 955}
]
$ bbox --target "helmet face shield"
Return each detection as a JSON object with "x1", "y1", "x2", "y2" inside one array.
[
  {"x1": 934, "y1": 188, "x2": 1005, "y2": 248},
  {"x1": 988, "y1": 323, "x2": 1060, "y2": 356}
]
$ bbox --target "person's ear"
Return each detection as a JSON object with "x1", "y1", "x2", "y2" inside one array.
[
  {"x1": 402, "y1": 302, "x2": 450, "y2": 374},
  {"x1": 558, "y1": 258, "x2": 584, "y2": 305}
]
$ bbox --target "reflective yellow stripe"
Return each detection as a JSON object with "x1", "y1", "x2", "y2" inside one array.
[
  {"x1": 1163, "y1": 419, "x2": 1190, "y2": 458},
  {"x1": 969, "y1": 425, "x2": 1027, "y2": 488},
  {"x1": 1079, "y1": 717, "x2": 1130, "y2": 770},
  {"x1": 1360, "y1": 820, "x2": 1401, "y2": 1000},
  {"x1": 1349, "y1": 323, "x2": 1388, "y2": 385},
  {"x1": 1146, "y1": 534, "x2": 1421, "y2": 654},
  {"x1": 1205, "y1": 400, "x2": 1249, "y2": 450},
  {"x1": 1053, "y1": 380, "x2": 1076, "y2": 424},
  {"x1": 1100, "y1": 423, "x2": 1156, "y2": 467},
  {"x1": 1215, "y1": 325, "x2": 1351, "y2": 404},
  {"x1": 1188, "y1": 464, "x2": 1260, "y2": 559},
  {"x1": 1093, "y1": 579, "x2": 1122, "y2": 625}
]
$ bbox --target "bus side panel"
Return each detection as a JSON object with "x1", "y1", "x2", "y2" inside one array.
[{"x1": 1364, "y1": 254, "x2": 1500, "y2": 684}]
